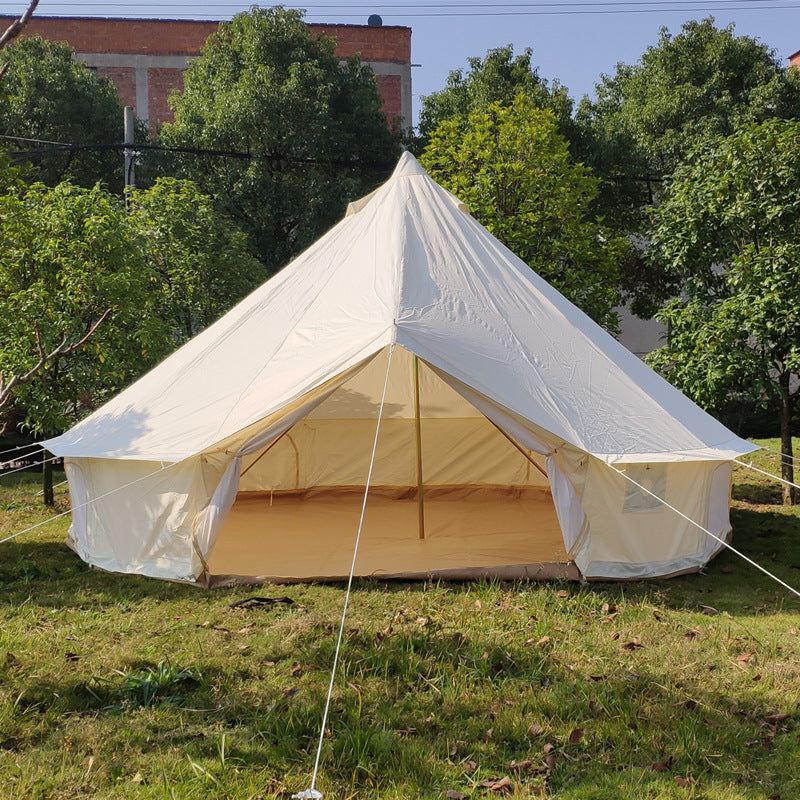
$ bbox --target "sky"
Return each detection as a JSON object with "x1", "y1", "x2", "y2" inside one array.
[{"x1": 2, "y1": 0, "x2": 799, "y2": 125}]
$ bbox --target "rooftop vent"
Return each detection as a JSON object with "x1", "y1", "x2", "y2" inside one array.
[{"x1": 367, "y1": 14, "x2": 383, "y2": 27}]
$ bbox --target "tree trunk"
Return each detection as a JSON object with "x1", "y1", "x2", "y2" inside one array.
[
  {"x1": 779, "y1": 393, "x2": 796, "y2": 506},
  {"x1": 42, "y1": 449, "x2": 54, "y2": 507}
]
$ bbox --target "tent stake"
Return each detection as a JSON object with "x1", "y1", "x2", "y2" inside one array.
[{"x1": 413, "y1": 354, "x2": 425, "y2": 540}]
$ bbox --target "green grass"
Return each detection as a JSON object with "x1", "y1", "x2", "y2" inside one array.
[{"x1": 0, "y1": 440, "x2": 799, "y2": 798}]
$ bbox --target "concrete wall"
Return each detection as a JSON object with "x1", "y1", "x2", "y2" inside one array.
[
  {"x1": 615, "y1": 307, "x2": 667, "y2": 359},
  {"x1": 3, "y1": 16, "x2": 412, "y2": 131}
]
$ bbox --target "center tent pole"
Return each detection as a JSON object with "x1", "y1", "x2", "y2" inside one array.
[{"x1": 412, "y1": 354, "x2": 425, "y2": 540}]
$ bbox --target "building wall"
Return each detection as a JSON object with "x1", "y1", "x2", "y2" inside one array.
[{"x1": 3, "y1": 16, "x2": 412, "y2": 131}]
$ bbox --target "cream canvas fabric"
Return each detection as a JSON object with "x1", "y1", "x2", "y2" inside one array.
[{"x1": 45, "y1": 152, "x2": 755, "y2": 584}]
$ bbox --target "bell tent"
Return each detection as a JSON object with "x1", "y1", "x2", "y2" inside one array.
[{"x1": 45, "y1": 152, "x2": 754, "y2": 586}]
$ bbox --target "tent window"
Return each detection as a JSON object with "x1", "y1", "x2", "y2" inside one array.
[{"x1": 622, "y1": 465, "x2": 666, "y2": 513}]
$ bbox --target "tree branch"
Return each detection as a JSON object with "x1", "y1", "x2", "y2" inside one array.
[
  {"x1": 0, "y1": 0, "x2": 41, "y2": 80},
  {"x1": 0, "y1": 308, "x2": 112, "y2": 410}
]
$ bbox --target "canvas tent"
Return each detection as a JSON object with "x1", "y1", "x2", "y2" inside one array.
[{"x1": 44, "y1": 152, "x2": 755, "y2": 585}]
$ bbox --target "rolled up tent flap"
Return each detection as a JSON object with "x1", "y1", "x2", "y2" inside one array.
[{"x1": 192, "y1": 456, "x2": 242, "y2": 566}]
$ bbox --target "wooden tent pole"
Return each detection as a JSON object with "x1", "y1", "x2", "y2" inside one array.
[
  {"x1": 239, "y1": 428, "x2": 292, "y2": 478},
  {"x1": 413, "y1": 354, "x2": 425, "y2": 540},
  {"x1": 489, "y1": 420, "x2": 549, "y2": 479}
]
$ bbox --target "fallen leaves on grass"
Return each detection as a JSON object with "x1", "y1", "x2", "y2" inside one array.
[
  {"x1": 736, "y1": 653, "x2": 754, "y2": 668},
  {"x1": 763, "y1": 713, "x2": 791, "y2": 732},
  {"x1": 527, "y1": 723, "x2": 544, "y2": 736},
  {"x1": 568, "y1": 728, "x2": 584, "y2": 745},
  {"x1": 622, "y1": 639, "x2": 644, "y2": 650},
  {"x1": 478, "y1": 775, "x2": 514, "y2": 793}
]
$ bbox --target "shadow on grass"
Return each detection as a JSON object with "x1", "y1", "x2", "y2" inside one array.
[
  {"x1": 732, "y1": 482, "x2": 783, "y2": 505},
  {"x1": 1, "y1": 616, "x2": 795, "y2": 797},
  {"x1": 0, "y1": 538, "x2": 202, "y2": 608},
  {"x1": 2, "y1": 494, "x2": 800, "y2": 618}
]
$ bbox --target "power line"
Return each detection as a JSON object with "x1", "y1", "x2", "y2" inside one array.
[
  {"x1": 0, "y1": 1, "x2": 797, "y2": 15},
  {"x1": 3, "y1": 140, "x2": 398, "y2": 169},
  {"x1": 0, "y1": 1, "x2": 794, "y2": 7}
]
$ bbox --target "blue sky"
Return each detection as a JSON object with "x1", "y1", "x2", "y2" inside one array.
[{"x1": 2, "y1": 1, "x2": 799, "y2": 124}]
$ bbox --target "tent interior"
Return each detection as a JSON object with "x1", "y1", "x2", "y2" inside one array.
[{"x1": 205, "y1": 346, "x2": 575, "y2": 582}]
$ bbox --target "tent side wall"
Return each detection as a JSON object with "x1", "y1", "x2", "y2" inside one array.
[
  {"x1": 64, "y1": 455, "x2": 222, "y2": 582},
  {"x1": 572, "y1": 458, "x2": 732, "y2": 579}
]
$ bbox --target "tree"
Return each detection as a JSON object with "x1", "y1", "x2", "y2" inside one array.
[
  {"x1": 414, "y1": 45, "x2": 575, "y2": 152},
  {"x1": 129, "y1": 178, "x2": 264, "y2": 341},
  {"x1": 577, "y1": 18, "x2": 800, "y2": 315},
  {"x1": 420, "y1": 96, "x2": 628, "y2": 331},
  {"x1": 159, "y1": 6, "x2": 400, "y2": 275},
  {"x1": 0, "y1": 0, "x2": 41, "y2": 80},
  {"x1": 0, "y1": 36, "x2": 125, "y2": 190},
  {"x1": 0, "y1": 183, "x2": 168, "y2": 433},
  {"x1": 0, "y1": 182, "x2": 168, "y2": 501},
  {"x1": 647, "y1": 119, "x2": 800, "y2": 504}
]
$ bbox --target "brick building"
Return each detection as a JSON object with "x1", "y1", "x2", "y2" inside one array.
[{"x1": 2, "y1": 16, "x2": 412, "y2": 131}]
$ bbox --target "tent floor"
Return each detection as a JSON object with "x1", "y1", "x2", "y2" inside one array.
[{"x1": 205, "y1": 486, "x2": 578, "y2": 584}]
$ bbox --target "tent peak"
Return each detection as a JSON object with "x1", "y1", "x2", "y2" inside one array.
[{"x1": 391, "y1": 150, "x2": 429, "y2": 179}]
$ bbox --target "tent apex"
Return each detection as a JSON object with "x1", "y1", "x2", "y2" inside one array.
[{"x1": 391, "y1": 150, "x2": 429, "y2": 179}]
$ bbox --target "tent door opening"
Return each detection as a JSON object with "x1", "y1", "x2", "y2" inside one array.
[{"x1": 204, "y1": 346, "x2": 576, "y2": 582}]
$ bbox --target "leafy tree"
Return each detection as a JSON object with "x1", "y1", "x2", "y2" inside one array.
[
  {"x1": 420, "y1": 96, "x2": 628, "y2": 331},
  {"x1": 0, "y1": 36, "x2": 125, "y2": 189},
  {"x1": 577, "y1": 18, "x2": 800, "y2": 315},
  {"x1": 159, "y1": 6, "x2": 400, "y2": 275},
  {"x1": 0, "y1": 182, "x2": 168, "y2": 501},
  {"x1": 414, "y1": 45, "x2": 575, "y2": 152},
  {"x1": 0, "y1": 0, "x2": 41, "y2": 79},
  {"x1": 129, "y1": 178, "x2": 263, "y2": 341},
  {"x1": 0, "y1": 183, "x2": 166, "y2": 433},
  {"x1": 647, "y1": 119, "x2": 800, "y2": 504}
]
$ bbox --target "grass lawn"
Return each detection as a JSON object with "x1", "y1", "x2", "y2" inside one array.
[{"x1": 1, "y1": 440, "x2": 799, "y2": 799}]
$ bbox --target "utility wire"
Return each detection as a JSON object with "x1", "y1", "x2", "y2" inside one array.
[
  {"x1": 4, "y1": 140, "x2": 397, "y2": 169},
  {"x1": 2, "y1": 0, "x2": 796, "y2": 11}
]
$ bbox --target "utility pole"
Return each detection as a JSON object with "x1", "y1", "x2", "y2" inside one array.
[{"x1": 123, "y1": 105, "x2": 135, "y2": 200}]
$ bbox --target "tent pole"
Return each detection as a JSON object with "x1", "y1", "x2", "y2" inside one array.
[
  {"x1": 239, "y1": 428, "x2": 291, "y2": 478},
  {"x1": 413, "y1": 354, "x2": 425, "y2": 540},
  {"x1": 489, "y1": 420, "x2": 549, "y2": 479}
]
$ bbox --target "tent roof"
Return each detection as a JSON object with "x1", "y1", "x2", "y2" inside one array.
[{"x1": 45, "y1": 152, "x2": 753, "y2": 463}]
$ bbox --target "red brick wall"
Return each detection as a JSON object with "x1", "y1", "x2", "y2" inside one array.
[
  {"x1": 149, "y1": 68, "x2": 187, "y2": 124},
  {"x1": 96, "y1": 66, "x2": 136, "y2": 109},
  {"x1": 1, "y1": 16, "x2": 411, "y2": 129},
  {"x1": 310, "y1": 24, "x2": 411, "y2": 63},
  {"x1": 7, "y1": 17, "x2": 411, "y2": 62},
  {"x1": 376, "y1": 75, "x2": 402, "y2": 124},
  {"x1": 12, "y1": 17, "x2": 219, "y2": 56}
]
